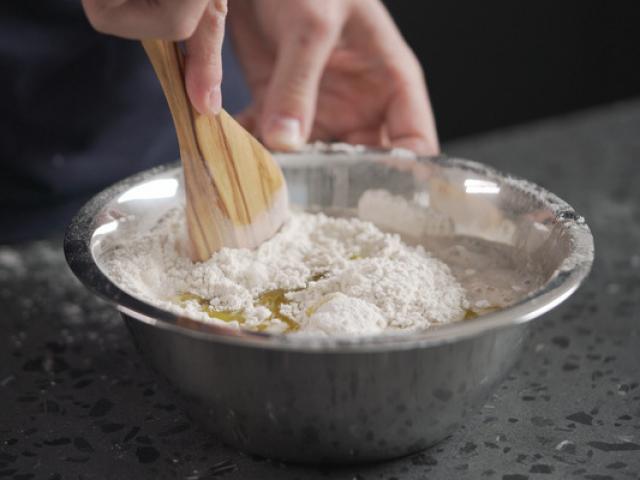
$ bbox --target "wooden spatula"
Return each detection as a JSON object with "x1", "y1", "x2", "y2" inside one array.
[{"x1": 142, "y1": 39, "x2": 289, "y2": 262}]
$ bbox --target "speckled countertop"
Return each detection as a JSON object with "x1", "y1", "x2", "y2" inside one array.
[{"x1": 1, "y1": 99, "x2": 639, "y2": 480}]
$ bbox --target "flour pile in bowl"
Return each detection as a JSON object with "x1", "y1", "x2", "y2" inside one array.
[{"x1": 101, "y1": 206, "x2": 469, "y2": 336}]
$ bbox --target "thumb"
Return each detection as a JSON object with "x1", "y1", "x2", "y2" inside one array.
[
  {"x1": 260, "y1": 21, "x2": 337, "y2": 150},
  {"x1": 184, "y1": 0, "x2": 227, "y2": 115}
]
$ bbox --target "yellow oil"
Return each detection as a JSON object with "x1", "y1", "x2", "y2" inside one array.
[
  {"x1": 175, "y1": 288, "x2": 304, "y2": 333},
  {"x1": 175, "y1": 293, "x2": 245, "y2": 324},
  {"x1": 256, "y1": 289, "x2": 300, "y2": 332},
  {"x1": 175, "y1": 258, "x2": 490, "y2": 333},
  {"x1": 464, "y1": 309, "x2": 478, "y2": 320},
  {"x1": 463, "y1": 307, "x2": 498, "y2": 320}
]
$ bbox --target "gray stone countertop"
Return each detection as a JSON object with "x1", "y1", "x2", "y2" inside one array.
[{"x1": 1, "y1": 99, "x2": 639, "y2": 479}]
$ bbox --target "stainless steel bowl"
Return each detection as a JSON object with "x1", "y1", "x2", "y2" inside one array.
[{"x1": 64, "y1": 149, "x2": 594, "y2": 463}]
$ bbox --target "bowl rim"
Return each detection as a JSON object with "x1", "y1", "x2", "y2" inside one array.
[{"x1": 64, "y1": 152, "x2": 594, "y2": 352}]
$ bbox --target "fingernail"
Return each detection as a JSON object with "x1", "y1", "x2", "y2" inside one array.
[
  {"x1": 264, "y1": 116, "x2": 303, "y2": 151},
  {"x1": 209, "y1": 86, "x2": 222, "y2": 115}
]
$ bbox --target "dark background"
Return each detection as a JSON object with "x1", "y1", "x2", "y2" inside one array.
[{"x1": 385, "y1": 0, "x2": 640, "y2": 140}]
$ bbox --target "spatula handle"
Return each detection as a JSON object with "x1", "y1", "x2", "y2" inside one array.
[{"x1": 141, "y1": 40, "x2": 202, "y2": 157}]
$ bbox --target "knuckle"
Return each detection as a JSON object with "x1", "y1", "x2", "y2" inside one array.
[
  {"x1": 389, "y1": 51, "x2": 424, "y2": 86},
  {"x1": 212, "y1": 0, "x2": 228, "y2": 17},
  {"x1": 298, "y1": 13, "x2": 334, "y2": 41},
  {"x1": 201, "y1": 0, "x2": 227, "y2": 29},
  {"x1": 408, "y1": 52, "x2": 426, "y2": 79},
  {"x1": 167, "y1": 14, "x2": 200, "y2": 40},
  {"x1": 83, "y1": 6, "x2": 111, "y2": 34},
  {"x1": 86, "y1": 16, "x2": 105, "y2": 33},
  {"x1": 192, "y1": 55, "x2": 223, "y2": 83}
]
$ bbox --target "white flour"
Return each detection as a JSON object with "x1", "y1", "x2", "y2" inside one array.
[{"x1": 102, "y1": 196, "x2": 468, "y2": 336}]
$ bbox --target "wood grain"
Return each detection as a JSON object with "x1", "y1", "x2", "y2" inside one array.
[{"x1": 142, "y1": 40, "x2": 288, "y2": 261}]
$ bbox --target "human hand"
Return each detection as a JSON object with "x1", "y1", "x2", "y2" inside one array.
[
  {"x1": 82, "y1": 0, "x2": 228, "y2": 115},
  {"x1": 230, "y1": 0, "x2": 439, "y2": 154}
]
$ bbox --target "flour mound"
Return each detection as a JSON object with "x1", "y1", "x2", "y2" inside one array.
[
  {"x1": 300, "y1": 293, "x2": 387, "y2": 336},
  {"x1": 101, "y1": 209, "x2": 468, "y2": 336}
]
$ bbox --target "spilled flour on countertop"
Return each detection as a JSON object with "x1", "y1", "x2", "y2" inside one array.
[{"x1": 101, "y1": 200, "x2": 468, "y2": 336}]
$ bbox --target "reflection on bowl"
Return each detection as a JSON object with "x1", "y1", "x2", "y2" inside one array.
[{"x1": 64, "y1": 149, "x2": 593, "y2": 463}]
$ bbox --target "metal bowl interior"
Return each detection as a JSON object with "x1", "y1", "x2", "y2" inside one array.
[{"x1": 65, "y1": 150, "x2": 594, "y2": 351}]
